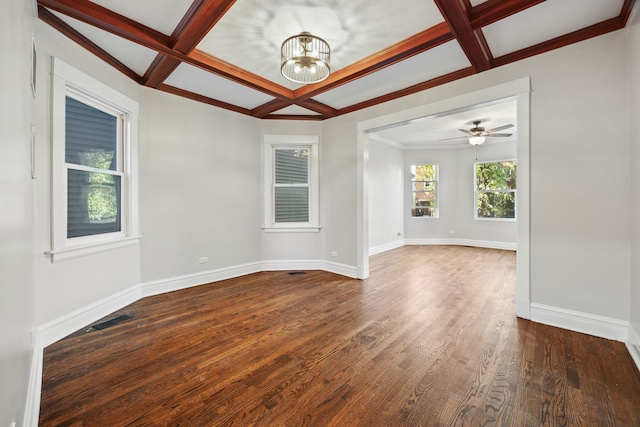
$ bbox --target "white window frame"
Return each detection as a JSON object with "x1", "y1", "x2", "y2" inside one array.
[
  {"x1": 474, "y1": 159, "x2": 517, "y2": 221},
  {"x1": 263, "y1": 134, "x2": 319, "y2": 232},
  {"x1": 410, "y1": 163, "x2": 439, "y2": 218},
  {"x1": 48, "y1": 58, "x2": 140, "y2": 262}
]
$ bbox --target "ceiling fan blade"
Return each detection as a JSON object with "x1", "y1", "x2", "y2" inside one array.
[
  {"x1": 486, "y1": 133, "x2": 513, "y2": 137},
  {"x1": 458, "y1": 128, "x2": 472, "y2": 135},
  {"x1": 439, "y1": 136, "x2": 467, "y2": 141},
  {"x1": 486, "y1": 124, "x2": 514, "y2": 132}
]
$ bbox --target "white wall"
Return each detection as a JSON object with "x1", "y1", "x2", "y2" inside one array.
[
  {"x1": 400, "y1": 141, "x2": 517, "y2": 245},
  {"x1": 139, "y1": 90, "x2": 263, "y2": 282},
  {"x1": 0, "y1": 1, "x2": 36, "y2": 424},
  {"x1": 32, "y1": 22, "x2": 143, "y2": 327},
  {"x1": 628, "y1": 7, "x2": 640, "y2": 340},
  {"x1": 368, "y1": 137, "x2": 404, "y2": 251},
  {"x1": 325, "y1": 30, "x2": 630, "y2": 321}
]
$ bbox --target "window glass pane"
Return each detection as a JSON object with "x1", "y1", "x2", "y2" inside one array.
[
  {"x1": 274, "y1": 187, "x2": 309, "y2": 223},
  {"x1": 411, "y1": 207, "x2": 437, "y2": 217},
  {"x1": 477, "y1": 191, "x2": 516, "y2": 219},
  {"x1": 412, "y1": 181, "x2": 435, "y2": 192},
  {"x1": 275, "y1": 149, "x2": 308, "y2": 184},
  {"x1": 476, "y1": 161, "x2": 517, "y2": 191},
  {"x1": 411, "y1": 164, "x2": 436, "y2": 181},
  {"x1": 413, "y1": 191, "x2": 436, "y2": 207},
  {"x1": 67, "y1": 169, "x2": 121, "y2": 238},
  {"x1": 65, "y1": 96, "x2": 118, "y2": 170}
]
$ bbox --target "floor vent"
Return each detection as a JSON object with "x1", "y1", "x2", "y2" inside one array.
[
  {"x1": 91, "y1": 314, "x2": 132, "y2": 331},
  {"x1": 288, "y1": 271, "x2": 307, "y2": 275}
]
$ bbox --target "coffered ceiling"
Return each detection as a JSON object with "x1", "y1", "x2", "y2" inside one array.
[{"x1": 37, "y1": 0, "x2": 635, "y2": 124}]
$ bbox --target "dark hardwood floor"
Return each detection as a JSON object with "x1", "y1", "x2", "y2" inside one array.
[{"x1": 39, "y1": 246, "x2": 640, "y2": 426}]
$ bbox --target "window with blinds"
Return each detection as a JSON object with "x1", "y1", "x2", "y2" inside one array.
[
  {"x1": 65, "y1": 96, "x2": 123, "y2": 238},
  {"x1": 274, "y1": 148, "x2": 309, "y2": 223},
  {"x1": 263, "y1": 134, "x2": 319, "y2": 232}
]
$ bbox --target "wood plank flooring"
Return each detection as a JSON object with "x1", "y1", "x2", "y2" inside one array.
[{"x1": 39, "y1": 246, "x2": 640, "y2": 426}]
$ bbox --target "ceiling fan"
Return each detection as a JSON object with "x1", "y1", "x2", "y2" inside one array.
[{"x1": 442, "y1": 120, "x2": 514, "y2": 145}]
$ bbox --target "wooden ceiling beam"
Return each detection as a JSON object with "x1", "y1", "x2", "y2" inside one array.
[
  {"x1": 434, "y1": 0, "x2": 491, "y2": 72},
  {"x1": 188, "y1": 50, "x2": 292, "y2": 99},
  {"x1": 37, "y1": 0, "x2": 171, "y2": 52},
  {"x1": 292, "y1": 22, "x2": 454, "y2": 101},
  {"x1": 251, "y1": 99, "x2": 291, "y2": 118},
  {"x1": 143, "y1": 0, "x2": 237, "y2": 87},
  {"x1": 38, "y1": 6, "x2": 141, "y2": 83},
  {"x1": 336, "y1": 68, "x2": 475, "y2": 117},
  {"x1": 470, "y1": 0, "x2": 546, "y2": 28},
  {"x1": 157, "y1": 84, "x2": 253, "y2": 117},
  {"x1": 492, "y1": 17, "x2": 627, "y2": 68},
  {"x1": 251, "y1": 99, "x2": 338, "y2": 119}
]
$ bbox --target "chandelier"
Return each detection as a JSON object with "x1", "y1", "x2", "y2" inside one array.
[{"x1": 281, "y1": 32, "x2": 330, "y2": 84}]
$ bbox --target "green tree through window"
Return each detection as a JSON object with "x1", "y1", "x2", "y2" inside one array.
[{"x1": 475, "y1": 161, "x2": 516, "y2": 219}]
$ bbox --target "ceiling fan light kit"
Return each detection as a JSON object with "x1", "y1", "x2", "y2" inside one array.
[
  {"x1": 281, "y1": 32, "x2": 331, "y2": 84},
  {"x1": 468, "y1": 135, "x2": 486, "y2": 145}
]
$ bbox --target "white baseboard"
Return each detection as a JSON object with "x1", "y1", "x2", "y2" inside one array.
[
  {"x1": 36, "y1": 284, "x2": 141, "y2": 348},
  {"x1": 403, "y1": 238, "x2": 517, "y2": 251},
  {"x1": 627, "y1": 323, "x2": 640, "y2": 373},
  {"x1": 530, "y1": 303, "x2": 629, "y2": 342},
  {"x1": 369, "y1": 239, "x2": 404, "y2": 256},
  {"x1": 141, "y1": 262, "x2": 262, "y2": 298},
  {"x1": 323, "y1": 260, "x2": 360, "y2": 279},
  {"x1": 23, "y1": 346, "x2": 43, "y2": 427}
]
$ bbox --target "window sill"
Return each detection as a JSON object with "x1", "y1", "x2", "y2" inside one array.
[
  {"x1": 46, "y1": 235, "x2": 141, "y2": 262},
  {"x1": 262, "y1": 226, "x2": 321, "y2": 233}
]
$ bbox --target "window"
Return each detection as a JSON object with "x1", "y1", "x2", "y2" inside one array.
[
  {"x1": 475, "y1": 160, "x2": 517, "y2": 220},
  {"x1": 49, "y1": 58, "x2": 139, "y2": 261},
  {"x1": 411, "y1": 164, "x2": 438, "y2": 217},
  {"x1": 264, "y1": 135, "x2": 319, "y2": 232}
]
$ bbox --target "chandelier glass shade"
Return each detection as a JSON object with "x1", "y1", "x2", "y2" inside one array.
[{"x1": 281, "y1": 32, "x2": 330, "y2": 84}]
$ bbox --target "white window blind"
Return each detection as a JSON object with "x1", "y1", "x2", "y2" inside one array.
[
  {"x1": 65, "y1": 96, "x2": 123, "y2": 238},
  {"x1": 274, "y1": 148, "x2": 309, "y2": 223}
]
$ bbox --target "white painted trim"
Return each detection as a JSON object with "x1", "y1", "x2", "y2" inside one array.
[
  {"x1": 141, "y1": 262, "x2": 263, "y2": 298},
  {"x1": 369, "y1": 239, "x2": 405, "y2": 256},
  {"x1": 23, "y1": 346, "x2": 43, "y2": 427},
  {"x1": 627, "y1": 323, "x2": 640, "y2": 373},
  {"x1": 403, "y1": 238, "x2": 517, "y2": 251},
  {"x1": 530, "y1": 303, "x2": 629, "y2": 342},
  {"x1": 35, "y1": 284, "x2": 141, "y2": 348},
  {"x1": 323, "y1": 261, "x2": 360, "y2": 279}
]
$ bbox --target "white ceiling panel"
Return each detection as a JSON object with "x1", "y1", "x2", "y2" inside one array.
[
  {"x1": 90, "y1": 0, "x2": 194, "y2": 36},
  {"x1": 272, "y1": 105, "x2": 321, "y2": 116},
  {"x1": 52, "y1": 11, "x2": 158, "y2": 77},
  {"x1": 372, "y1": 98, "x2": 517, "y2": 148},
  {"x1": 164, "y1": 63, "x2": 274, "y2": 110},
  {"x1": 483, "y1": 0, "x2": 625, "y2": 58},
  {"x1": 196, "y1": 0, "x2": 445, "y2": 88},
  {"x1": 313, "y1": 41, "x2": 470, "y2": 110}
]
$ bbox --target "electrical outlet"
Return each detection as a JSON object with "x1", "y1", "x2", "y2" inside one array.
[
  {"x1": 198, "y1": 257, "x2": 208, "y2": 264},
  {"x1": 10, "y1": 422, "x2": 16, "y2": 427},
  {"x1": 330, "y1": 251, "x2": 338, "y2": 257},
  {"x1": 449, "y1": 229, "x2": 456, "y2": 235}
]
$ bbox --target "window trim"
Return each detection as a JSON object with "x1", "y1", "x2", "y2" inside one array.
[
  {"x1": 48, "y1": 58, "x2": 140, "y2": 262},
  {"x1": 263, "y1": 134, "x2": 319, "y2": 232},
  {"x1": 410, "y1": 163, "x2": 439, "y2": 218},
  {"x1": 474, "y1": 159, "x2": 517, "y2": 221}
]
